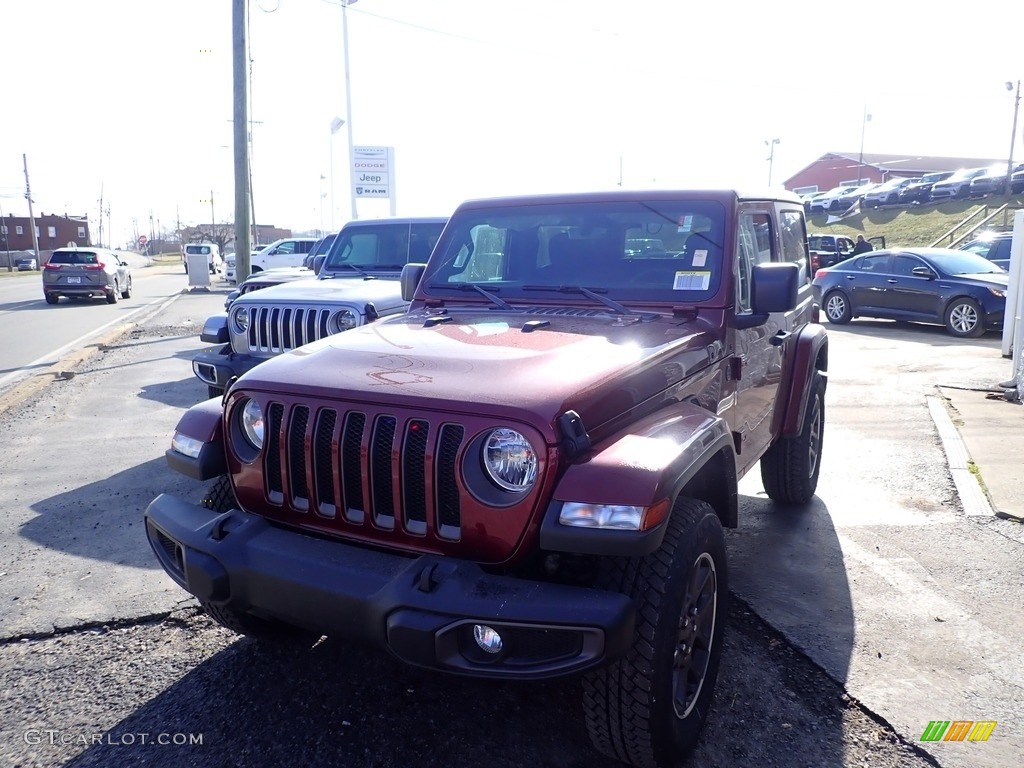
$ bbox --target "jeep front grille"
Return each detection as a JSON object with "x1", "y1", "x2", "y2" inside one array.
[
  {"x1": 262, "y1": 404, "x2": 465, "y2": 540},
  {"x1": 244, "y1": 304, "x2": 335, "y2": 354}
]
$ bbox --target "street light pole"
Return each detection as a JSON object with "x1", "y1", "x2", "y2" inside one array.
[
  {"x1": 342, "y1": 0, "x2": 358, "y2": 221},
  {"x1": 1005, "y1": 80, "x2": 1020, "y2": 196},
  {"x1": 330, "y1": 116, "x2": 345, "y2": 229},
  {"x1": 857, "y1": 107, "x2": 872, "y2": 185},
  {"x1": 765, "y1": 138, "x2": 780, "y2": 186}
]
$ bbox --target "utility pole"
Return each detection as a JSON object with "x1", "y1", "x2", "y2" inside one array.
[
  {"x1": 98, "y1": 184, "x2": 104, "y2": 247},
  {"x1": 1005, "y1": 80, "x2": 1020, "y2": 196},
  {"x1": 1, "y1": 198, "x2": 10, "y2": 273},
  {"x1": 23, "y1": 154, "x2": 41, "y2": 270},
  {"x1": 232, "y1": 0, "x2": 252, "y2": 281}
]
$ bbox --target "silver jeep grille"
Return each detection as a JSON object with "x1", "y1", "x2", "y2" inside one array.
[{"x1": 242, "y1": 304, "x2": 338, "y2": 355}]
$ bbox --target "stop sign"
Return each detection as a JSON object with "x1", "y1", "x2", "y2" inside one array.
[{"x1": 138, "y1": 235, "x2": 148, "y2": 246}]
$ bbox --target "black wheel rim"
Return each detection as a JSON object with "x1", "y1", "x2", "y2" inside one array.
[
  {"x1": 673, "y1": 552, "x2": 717, "y2": 719},
  {"x1": 807, "y1": 390, "x2": 823, "y2": 477}
]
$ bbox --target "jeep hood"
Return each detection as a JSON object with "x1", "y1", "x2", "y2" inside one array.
[
  {"x1": 235, "y1": 277, "x2": 406, "y2": 309},
  {"x1": 238, "y1": 309, "x2": 722, "y2": 444}
]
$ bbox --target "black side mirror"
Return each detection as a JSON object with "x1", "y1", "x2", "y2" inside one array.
[
  {"x1": 736, "y1": 262, "x2": 800, "y2": 329},
  {"x1": 911, "y1": 266, "x2": 934, "y2": 279},
  {"x1": 400, "y1": 263, "x2": 427, "y2": 302},
  {"x1": 312, "y1": 255, "x2": 326, "y2": 274}
]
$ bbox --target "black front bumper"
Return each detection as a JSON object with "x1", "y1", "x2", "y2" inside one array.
[
  {"x1": 145, "y1": 494, "x2": 635, "y2": 679},
  {"x1": 191, "y1": 346, "x2": 262, "y2": 390}
]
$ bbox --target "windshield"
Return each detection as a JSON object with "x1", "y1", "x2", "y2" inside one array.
[
  {"x1": 322, "y1": 222, "x2": 444, "y2": 272},
  {"x1": 420, "y1": 199, "x2": 727, "y2": 304}
]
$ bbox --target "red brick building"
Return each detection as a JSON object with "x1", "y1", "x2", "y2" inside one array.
[{"x1": 0, "y1": 213, "x2": 91, "y2": 252}]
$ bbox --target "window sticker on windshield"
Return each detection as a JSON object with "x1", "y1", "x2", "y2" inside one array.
[
  {"x1": 677, "y1": 215, "x2": 693, "y2": 233},
  {"x1": 692, "y1": 249, "x2": 708, "y2": 267},
  {"x1": 673, "y1": 271, "x2": 711, "y2": 291}
]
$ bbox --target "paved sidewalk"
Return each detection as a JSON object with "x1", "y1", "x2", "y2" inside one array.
[{"x1": 937, "y1": 382, "x2": 1024, "y2": 522}]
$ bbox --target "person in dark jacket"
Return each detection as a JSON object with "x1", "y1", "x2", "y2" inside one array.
[{"x1": 852, "y1": 235, "x2": 873, "y2": 255}]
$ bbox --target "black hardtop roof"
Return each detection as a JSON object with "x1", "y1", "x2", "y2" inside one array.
[
  {"x1": 453, "y1": 188, "x2": 802, "y2": 211},
  {"x1": 341, "y1": 216, "x2": 448, "y2": 228}
]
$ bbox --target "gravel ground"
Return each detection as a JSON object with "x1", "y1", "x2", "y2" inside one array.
[{"x1": 0, "y1": 601, "x2": 938, "y2": 768}]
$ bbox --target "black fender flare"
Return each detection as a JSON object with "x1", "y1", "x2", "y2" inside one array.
[
  {"x1": 165, "y1": 397, "x2": 226, "y2": 481},
  {"x1": 538, "y1": 401, "x2": 738, "y2": 557},
  {"x1": 779, "y1": 323, "x2": 828, "y2": 438}
]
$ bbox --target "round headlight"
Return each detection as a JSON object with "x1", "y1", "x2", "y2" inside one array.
[
  {"x1": 331, "y1": 308, "x2": 358, "y2": 332},
  {"x1": 240, "y1": 399, "x2": 264, "y2": 450},
  {"x1": 482, "y1": 429, "x2": 537, "y2": 492},
  {"x1": 232, "y1": 307, "x2": 249, "y2": 334}
]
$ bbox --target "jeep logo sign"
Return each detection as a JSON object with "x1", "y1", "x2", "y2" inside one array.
[{"x1": 351, "y1": 146, "x2": 393, "y2": 200}]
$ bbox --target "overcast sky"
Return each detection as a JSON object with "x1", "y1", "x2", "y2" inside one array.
[{"x1": 1, "y1": 0, "x2": 1022, "y2": 246}]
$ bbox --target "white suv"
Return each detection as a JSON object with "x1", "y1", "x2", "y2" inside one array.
[{"x1": 250, "y1": 238, "x2": 318, "y2": 272}]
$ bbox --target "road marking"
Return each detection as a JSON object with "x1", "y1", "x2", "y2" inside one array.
[{"x1": 0, "y1": 291, "x2": 183, "y2": 394}]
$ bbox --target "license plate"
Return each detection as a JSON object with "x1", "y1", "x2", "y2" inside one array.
[{"x1": 66, "y1": 277, "x2": 81, "y2": 284}]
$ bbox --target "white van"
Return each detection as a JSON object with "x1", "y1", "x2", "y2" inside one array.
[{"x1": 182, "y1": 243, "x2": 223, "y2": 275}]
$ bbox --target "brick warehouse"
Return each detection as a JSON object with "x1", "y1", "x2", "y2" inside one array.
[{"x1": 1, "y1": 213, "x2": 91, "y2": 254}]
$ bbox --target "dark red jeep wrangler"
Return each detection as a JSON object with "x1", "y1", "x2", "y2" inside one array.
[{"x1": 146, "y1": 189, "x2": 826, "y2": 767}]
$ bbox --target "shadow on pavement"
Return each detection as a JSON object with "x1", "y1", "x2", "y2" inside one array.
[
  {"x1": 23, "y1": 456, "x2": 198, "y2": 570},
  {"x1": 727, "y1": 492, "x2": 855, "y2": 686}
]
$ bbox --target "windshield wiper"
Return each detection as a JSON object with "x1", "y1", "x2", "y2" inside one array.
[
  {"x1": 523, "y1": 284, "x2": 648, "y2": 317},
  {"x1": 322, "y1": 263, "x2": 374, "y2": 278},
  {"x1": 427, "y1": 282, "x2": 515, "y2": 310}
]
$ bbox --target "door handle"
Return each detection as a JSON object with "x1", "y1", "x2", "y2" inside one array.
[
  {"x1": 770, "y1": 330, "x2": 791, "y2": 347},
  {"x1": 844, "y1": 275, "x2": 856, "y2": 280},
  {"x1": 887, "y1": 279, "x2": 898, "y2": 284}
]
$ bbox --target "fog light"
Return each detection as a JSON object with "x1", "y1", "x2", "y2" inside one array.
[{"x1": 473, "y1": 624, "x2": 503, "y2": 654}]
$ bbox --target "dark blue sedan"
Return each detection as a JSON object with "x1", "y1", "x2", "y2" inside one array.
[{"x1": 811, "y1": 248, "x2": 1008, "y2": 337}]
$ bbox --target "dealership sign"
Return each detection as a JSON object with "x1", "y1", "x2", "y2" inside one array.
[{"x1": 351, "y1": 146, "x2": 394, "y2": 199}]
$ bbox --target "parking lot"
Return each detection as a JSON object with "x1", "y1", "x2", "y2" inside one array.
[{"x1": 0, "y1": 278, "x2": 1021, "y2": 767}]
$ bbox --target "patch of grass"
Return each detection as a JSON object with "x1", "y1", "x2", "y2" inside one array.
[
  {"x1": 806, "y1": 195, "x2": 1024, "y2": 247},
  {"x1": 967, "y1": 459, "x2": 991, "y2": 496}
]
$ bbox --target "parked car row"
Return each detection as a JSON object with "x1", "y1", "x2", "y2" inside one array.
[{"x1": 802, "y1": 163, "x2": 1024, "y2": 216}]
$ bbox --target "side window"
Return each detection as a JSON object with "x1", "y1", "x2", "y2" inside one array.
[
  {"x1": 779, "y1": 210, "x2": 809, "y2": 282},
  {"x1": 737, "y1": 213, "x2": 772, "y2": 313},
  {"x1": 856, "y1": 254, "x2": 890, "y2": 272},
  {"x1": 838, "y1": 238, "x2": 852, "y2": 254},
  {"x1": 994, "y1": 239, "x2": 1011, "y2": 260},
  {"x1": 892, "y1": 254, "x2": 925, "y2": 276},
  {"x1": 276, "y1": 241, "x2": 297, "y2": 255}
]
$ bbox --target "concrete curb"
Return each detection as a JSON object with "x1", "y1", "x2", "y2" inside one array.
[{"x1": 926, "y1": 393, "x2": 994, "y2": 517}]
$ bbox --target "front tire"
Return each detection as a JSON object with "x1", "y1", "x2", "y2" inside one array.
[
  {"x1": 121, "y1": 277, "x2": 132, "y2": 299},
  {"x1": 761, "y1": 373, "x2": 825, "y2": 505},
  {"x1": 944, "y1": 298, "x2": 984, "y2": 338},
  {"x1": 583, "y1": 498, "x2": 728, "y2": 768},
  {"x1": 823, "y1": 290, "x2": 851, "y2": 324}
]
